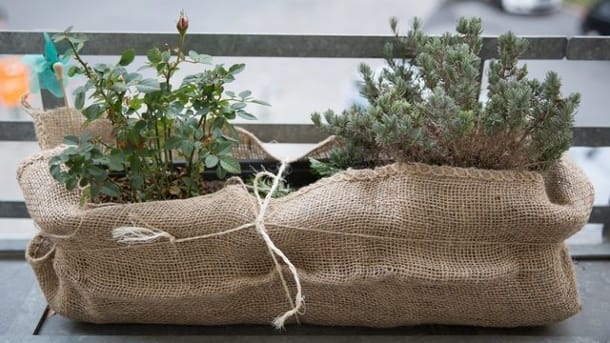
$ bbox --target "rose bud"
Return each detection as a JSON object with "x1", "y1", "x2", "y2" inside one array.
[{"x1": 176, "y1": 10, "x2": 189, "y2": 36}]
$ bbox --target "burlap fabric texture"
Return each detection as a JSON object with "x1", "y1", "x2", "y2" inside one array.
[
  {"x1": 26, "y1": 106, "x2": 115, "y2": 150},
  {"x1": 19, "y1": 108, "x2": 594, "y2": 328}
]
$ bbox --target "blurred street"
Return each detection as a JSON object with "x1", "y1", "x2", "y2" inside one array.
[{"x1": 0, "y1": 0, "x2": 608, "y2": 241}]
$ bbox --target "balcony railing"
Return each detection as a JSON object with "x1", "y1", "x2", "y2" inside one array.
[{"x1": 1, "y1": 31, "x2": 609, "y2": 258}]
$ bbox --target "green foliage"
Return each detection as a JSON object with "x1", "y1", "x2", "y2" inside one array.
[
  {"x1": 247, "y1": 172, "x2": 292, "y2": 199},
  {"x1": 312, "y1": 17, "x2": 580, "y2": 174},
  {"x1": 49, "y1": 134, "x2": 120, "y2": 205},
  {"x1": 50, "y1": 13, "x2": 269, "y2": 202},
  {"x1": 309, "y1": 158, "x2": 342, "y2": 177}
]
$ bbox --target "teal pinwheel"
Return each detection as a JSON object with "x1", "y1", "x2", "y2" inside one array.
[{"x1": 22, "y1": 33, "x2": 70, "y2": 98}]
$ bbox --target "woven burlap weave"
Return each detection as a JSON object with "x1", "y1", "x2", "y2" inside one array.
[
  {"x1": 19, "y1": 136, "x2": 594, "y2": 327},
  {"x1": 27, "y1": 106, "x2": 115, "y2": 150}
]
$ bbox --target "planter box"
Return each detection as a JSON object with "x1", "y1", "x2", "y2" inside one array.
[{"x1": 19, "y1": 141, "x2": 594, "y2": 327}]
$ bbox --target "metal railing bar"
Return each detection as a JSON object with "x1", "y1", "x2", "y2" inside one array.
[
  {"x1": 3, "y1": 122, "x2": 610, "y2": 146},
  {"x1": 567, "y1": 36, "x2": 610, "y2": 60},
  {"x1": 1, "y1": 32, "x2": 608, "y2": 60},
  {"x1": 0, "y1": 201, "x2": 29, "y2": 219}
]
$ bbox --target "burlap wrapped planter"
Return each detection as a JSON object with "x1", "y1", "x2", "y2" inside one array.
[
  {"x1": 18, "y1": 142, "x2": 594, "y2": 327},
  {"x1": 26, "y1": 106, "x2": 115, "y2": 151}
]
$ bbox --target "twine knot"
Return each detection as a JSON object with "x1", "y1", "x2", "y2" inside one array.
[{"x1": 111, "y1": 159, "x2": 304, "y2": 329}]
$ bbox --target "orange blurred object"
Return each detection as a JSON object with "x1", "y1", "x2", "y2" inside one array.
[{"x1": 0, "y1": 58, "x2": 29, "y2": 107}]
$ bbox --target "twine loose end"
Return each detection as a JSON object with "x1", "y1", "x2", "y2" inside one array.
[{"x1": 112, "y1": 226, "x2": 175, "y2": 244}]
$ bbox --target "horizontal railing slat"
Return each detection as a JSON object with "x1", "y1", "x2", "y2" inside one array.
[
  {"x1": 2, "y1": 121, "x2": 610, "y2": 146},
  {"x1": 566, "y1": 36, "x2": 610, "y2": 60},
  {"x1": 0, "y1": 201, "x2": 29, "y2": 219},
  {"x1": 0, "y1": 122, "x2": 36, "y2": 142},
  {"x1": 1, "y1": 32, "x2": 609, "y2": 60},
  {"x1": 588, "y1": 206, "x2": 610, "y2": 225},
  {"x1": 572, "y1": 127, "x2": 610, "y2": 147}
]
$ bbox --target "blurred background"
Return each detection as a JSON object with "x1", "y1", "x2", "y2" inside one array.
[{"x1": 0, "y1": 0, "x2": 608, "y2": 242}]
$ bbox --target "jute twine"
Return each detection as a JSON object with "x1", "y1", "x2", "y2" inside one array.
[
  {"x1": 24, "y1": 110, "x2": 333, "y2": 327},
  {"x1": 112, "y1": 160, "x2": 305, "y2": 328},
  {"x1": 110, "y1": 131, "x2": 333, "y2": 328}
]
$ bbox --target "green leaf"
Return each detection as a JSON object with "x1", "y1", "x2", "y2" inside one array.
[
  {"x1": 188, "y1": 50, "x2": 212, "y2": 64},
  {"x1": 93, "y1": 63, "x2": 108, "y2": 73},
  {"x1": 212, "y1": 117, "x2": 225, "y2": 131},
  {"x1": 167, "y1": 102, "x2": 184, "y2": 118},
  {"x1": 108, "y1": 153, "x2": 124, "y2": 171},
  {"x1": 118, "y1": 49, "x2": 135, "y2": 66},
  {"x1": 204, "y1": 154, "x2": 219, "y2": 168},
  {"x1": 181, "y1": 141, "x2": 194, "y2": 158},
  {"x1": 216, "y1": 141, "x2": 233, "y2": 156},
  {"x1": 111, "y1": 82, "x2": 128, "y2": 93},
  {"x1": 74, "y1": 90, "x2": 85, "y2": 109},
  {"x1": 133, "y1": 119, "x2": 147, "y2": 131},
  {"x1": 100, "y1": 181, "x2": 120, "y2": 197},
  {"x1": 49, "y1": 164, "x2": 62, "y2": 178},
  {"x1": 63, "y1": 146, "x2": 79, "y2": 155},
  {"x1": 63, "y1": 135, "x2": 79, "y2": 145},
  {"x1": 237, "y1": 111, "x2": 257, "y2": 120},
  {"x1": 238, "y1": 90, "x2": 251, "y2": 98},
  {"x1": 82, "y1": 104, "x2": 105, "y2": 121},
  {"x1": 251, "y1": 99, "x2": 271, "y2": 106},
  {"x1": 219, "y1": 156, "x2": 240, "y2": 174},
  {"x1": 165, "y1": 136, "x2": 182, "y2": 150},
  {"x1": 88, "y1": 165, "x2": 107, "y2": 180},
  {"x1": 147, "y1": 48, "x2": 162, "y2": 64},
  {"x1": 231, "y1": 102, "x2": 247, "y2": 110},
  {"x1": 49, "y1": 155, "x2": 62, "y2": 165},
  {"x1": 65, "y1": 176, "x2": 77, "y2": 190},
  {"x1": 225, "y1": 90, "x2": 236, "y2": 97},
  {"x1": 136, "y1": 79, "x2": 161, "y2": 93},
  {"x1": 161, "y1": 51, "x2": 171, "y2": 63},
  {"x1": 221, "y1": 133, "x2": 239, "y2": 143},
  {"x1": 79, "y1": 177, "x2": 89, "y2": 188},
  {"x1": 67, "y1": 65, "x2": 81, "y2": 77},
  {"x1": 125, "y1": 72, "x2": 142, "y2": 83},
  {"x1": 81, "y1": 132, "x2": 94, "y2": 143},
  {"x1": 216, "y1": 167, "x2": 227, "y2": 179},
  {"x1": 229, "y1": 64, "x2": 245, "y2": 74}
]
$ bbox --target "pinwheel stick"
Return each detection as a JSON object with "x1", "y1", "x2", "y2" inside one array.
[
  {"x1": 53, "y1": 62, "x2": 76, "y2": 134},
  {"x1": 52, "y1": 62, "x2": 70, "y2": 110}
]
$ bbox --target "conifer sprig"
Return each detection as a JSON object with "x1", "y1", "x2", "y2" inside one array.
[{"x1": 311, "y1": 17, "x2": 580, "y2": 175}]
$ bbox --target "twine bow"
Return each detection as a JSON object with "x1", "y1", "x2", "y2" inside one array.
[{"x1": 112, "y1": 160, "x2": 303, "y2": 329}]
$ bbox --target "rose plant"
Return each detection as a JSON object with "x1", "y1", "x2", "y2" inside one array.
[{"x1": 48, "y1": 11, "x2": 269, "y2": 203}]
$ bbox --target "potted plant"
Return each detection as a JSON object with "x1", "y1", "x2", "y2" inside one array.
[
  {"x1": 310, "y1": 17, "x2": 579, "y2": 173},
  {"x1": 19, "y1": 16, "x2": 593, "y2": 329},
  {"x1": 305, "y1": 17, "x2": 594, "y2": 327},
  {"x1": 49, "y1": 11, "x2": 276, "y2": 202}
]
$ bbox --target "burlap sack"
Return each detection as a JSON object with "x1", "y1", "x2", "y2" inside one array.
[
  {"x1": 27, "y1": 107, "x2": 115, "y2": 150},
  {"x1": 19, "y1": 140, "x2": 594, "y2": 327}
]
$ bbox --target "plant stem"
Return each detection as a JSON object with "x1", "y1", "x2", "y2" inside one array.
[
  {"x1": 178, "y1": 34, "x2": 185, "y2": 61},
  {"x1": 67, "y1": 40, "x2": 94, "y2": 80},
  {"x1": 154, "y1": 119, "x2": 164, "y2": 165}
]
